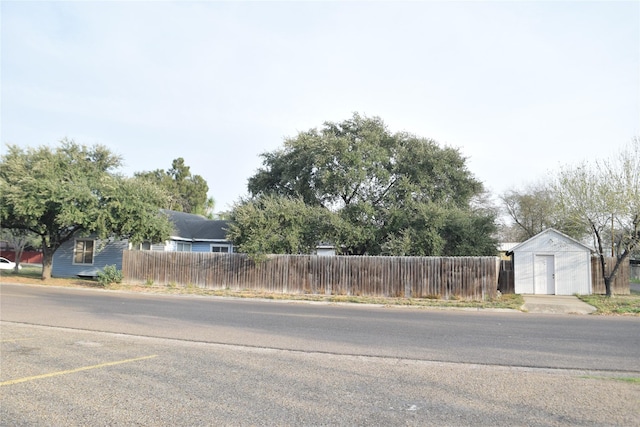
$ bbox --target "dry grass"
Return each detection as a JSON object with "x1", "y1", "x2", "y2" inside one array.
[
  {"x1": 0, "y1": 266, "x2": 100, "y2": 288},
  {"x1": 0, "y1": 266, "x2": 524, "y2": 310},
  {"x1": 577, "y1": 294, "x2": 640, "y2": 316}
]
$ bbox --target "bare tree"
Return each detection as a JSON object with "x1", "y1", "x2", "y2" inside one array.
[
  {"x1": 501, "y1": 181, "x2": 555, "y2": 240},
  {"x1": 554, "y1": 138, "x2": 639, "y2": 296},
  {"x1": 500, "y1": 180, "x2": 586, "y2": 242}
]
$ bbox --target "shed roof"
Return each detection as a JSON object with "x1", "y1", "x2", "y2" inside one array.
[
  {"x1": 161, "y1": 210, "x2": 229, "y2": 241},
  {"x1": 507, "y1": 228, "x2": 592, "y2": 254}
]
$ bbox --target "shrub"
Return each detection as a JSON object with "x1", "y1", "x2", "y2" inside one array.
[{"x1": 97, "y1": 265, "x2": 124, "y2": 286}]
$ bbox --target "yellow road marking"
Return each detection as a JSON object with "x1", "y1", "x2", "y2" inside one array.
[
  {"x1": 0, "y1": 355, "x2": 158, "y2": 386},
  {"x1": 0, "y1": 338, "x2": 32, "y2": 343}
]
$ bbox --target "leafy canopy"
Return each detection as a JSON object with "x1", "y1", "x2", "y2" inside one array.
[
  {"x1": 0, "y1": 140, "x2": 173, "y2": 279},
  {"x1": 135, "y1": 157, "x2": 214, "y2": 216},
  {"x1": 227, "y1": 195, "x2": 334, "y2": 260},
  {"x1": 242, "y1": 113, "x2": 497, "y2": 256}
]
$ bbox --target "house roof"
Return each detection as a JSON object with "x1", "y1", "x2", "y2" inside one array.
[
  {"x1": 161, "y1": 210, "x2": 229, "y2": 242},
  {"x1": 498, "y1": 242, "x2": 519, "y2": 252},
  {"x1": 507, "y1": 228, "x2": 592, "y2": 254}
]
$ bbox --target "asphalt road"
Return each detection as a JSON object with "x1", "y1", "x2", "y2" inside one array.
[
  {"x1": 1, "y1": 283, "x2": 639, "y2": 426},
  {"x1": 1, "y1": 283, "x2": 638, "y2": 371}
]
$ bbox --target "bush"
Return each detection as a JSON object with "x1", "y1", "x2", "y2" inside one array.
[{"x1": 97, "y1": 265, "x2": 124, "y2": 286}]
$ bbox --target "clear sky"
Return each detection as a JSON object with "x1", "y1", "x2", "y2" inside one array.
[{"x1": 2, "y1": 1, "x2": 639, "y2": 213}]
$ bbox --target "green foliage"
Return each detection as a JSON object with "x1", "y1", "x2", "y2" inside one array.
[
  {"x1": 228, "y1": 195, "x2": 334, "y2": 259},
  {"x1": 97, "y1": 264, "x2": 124, "y2": 286},
  {"x1": 135, "y1": 157, "x2": 213, "y2": 216},
  {"x1": 580, "y1": 375, "x2": 640, "y2": 384},
  {"x1": 244, "y1": 113, "x2": 497, "y2": 256},
  {"x1": 441, "y1": 207, "x2": 500, "y2": 256},
  {"x1": 0, "y1": 228, "x2": 40, "y2": 250},
  {"x1": 249, "y1": 114, "x2": 482, "y2": 210},
  {"x1": 0, "y1": 139, "x2": 173, "y2": 279}
]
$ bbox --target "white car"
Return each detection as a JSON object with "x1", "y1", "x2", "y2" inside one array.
[{"x1": 0, "y1": 257, "x2": 21, "y2": 270}]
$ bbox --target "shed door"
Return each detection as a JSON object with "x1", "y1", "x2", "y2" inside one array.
[{"x1": 534, "y1": 255, "x2": 555, "y2": 294}]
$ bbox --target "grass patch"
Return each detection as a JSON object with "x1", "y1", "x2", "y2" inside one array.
[
  {"x1": 577, "y1": 294, "x2": 640, "y2": 316},
  {"x1": 581, "y1": 375, "x2": 640, "y2": 384},
  {"x1": 0, "y1": 266, "x2": 100, "y2": 288},
  {"x1": 3, "y1": 264, "x2": 42, "y2": 278},
  {"x1": 618, "y1": 377, "x2": 640, "y2": 384}
]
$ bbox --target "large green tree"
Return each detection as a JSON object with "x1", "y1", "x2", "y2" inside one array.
[
  {"x1": 553, "y1": 138, "x2": 639, "y2": 296},
  {"x1": 227, "y1": 195, "x2": 334, "y2": 259},
  {"x1": 0, "y1": 140, "x2": 173, "y2": 279},
  {"x1": 245, "y1": 113, "x2": 497, "y2": 256},
  {"x1": 135, "y1": 157, "x2": 213, "y2": 216}
]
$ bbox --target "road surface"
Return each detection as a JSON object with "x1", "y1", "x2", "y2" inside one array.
[{"x1": 1, "y1": 283, "x2": 638, "y2": 425}]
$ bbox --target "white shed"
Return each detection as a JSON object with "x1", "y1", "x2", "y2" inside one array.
[{"x1": 509, "y1": 228, "x2": 593, "y2": 295}]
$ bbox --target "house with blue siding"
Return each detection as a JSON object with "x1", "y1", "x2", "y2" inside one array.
[{"x1": 51, "y1": 210, "x2": 233, "y2": 278}]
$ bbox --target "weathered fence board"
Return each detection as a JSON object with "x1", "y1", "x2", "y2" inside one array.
[
  {"x1": 498, "y1": 260, "x2": 514, "y2": 294},
  {"x1": 591, "y1": 257, "x2": 630, "y2": 295},
  {"x1": 123, "y1": 251, "x2": 500, "y2": 300}
]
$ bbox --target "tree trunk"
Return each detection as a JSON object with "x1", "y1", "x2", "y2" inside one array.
[
  {"x1": 604, "y1": 250, "x2": 631, "y2": 297},
  {"x1": 13, "y1": 246, "x2": 24, "y2": 273},
  {"x1": 41, "y1": 247, "x2": 54, "y2": 280},
  {"x1": 603, "y1": 276, "x2": 612, "y2": 297},
  {"x1": 597, "y1": 254, "x2": 610, "y2": 296}
]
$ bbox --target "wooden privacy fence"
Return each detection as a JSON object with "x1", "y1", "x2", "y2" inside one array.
[
  {"x1": 123, "y1": 251, "x2": 501, "y2": 300},
  {"x1": 498, "y1": 260, "x2": 514, "y2": 294},
  {"x1": 592, "y1": 256, "x2": 630, "y2": 295}
]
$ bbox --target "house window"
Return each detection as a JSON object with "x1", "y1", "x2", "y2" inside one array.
[
  {"x1": 176, "y1": 242, "x2": 192, "y2": 252},
  {"x1": 131, "y1": 242, "x2": 151, "y2": 251},
  {"x1": 74, "y1": 240, "x2": 94, "y2": 264},
  {"x1": 211, "y1": 244, "x2": 230, "y2": 253}
]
